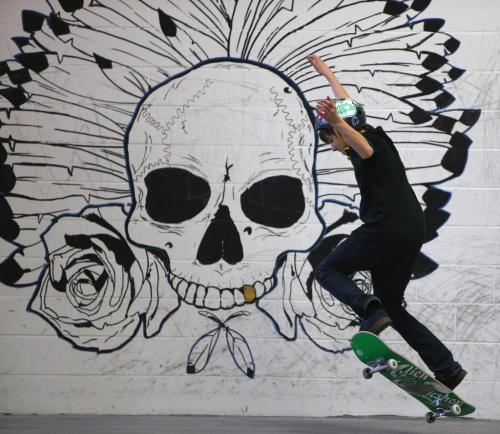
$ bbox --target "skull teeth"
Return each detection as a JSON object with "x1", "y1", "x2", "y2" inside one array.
[
  {"x1": 254, "y1": 281, "x2": 265, "y2": 298},
  {"x1": 176, "y1": 279, "x2": 189, "y2": 299},
  {"x1": 194, "y1": 285, "x2": 207, "y2": 308},
  {"x1": 221, "y1": 289, "x2": 238, "y2": 308},
  {"x1": 234, "y1": 290, "x2": 246, "y2": 306},
  {"x1": 204, "y1": 287, "x2": 221, "y2": 310},
  {"x1": 185, "y1": 283, "x2": 197, "y2": 304},
  {"x1": 167, "y1": 270, "x2": 275, "y2": 309}
]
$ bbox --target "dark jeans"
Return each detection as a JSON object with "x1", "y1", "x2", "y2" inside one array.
[{"x1": 314, "y1": 225, "x2": 461, "y2": 379}]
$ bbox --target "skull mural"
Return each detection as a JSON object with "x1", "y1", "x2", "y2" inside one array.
[
  {"x1": 0, "y1": 0, "x2": 481, "y2": 364},
  {"x1": 125, "y1": 60, "x2": 324, "y2": 310}
]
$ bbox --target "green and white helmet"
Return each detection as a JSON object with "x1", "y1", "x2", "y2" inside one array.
[{"x1": 335, "y1": 99, "x2": 366, "y2": 130}]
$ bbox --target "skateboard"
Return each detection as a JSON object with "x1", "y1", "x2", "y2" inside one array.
[{"x1": 351, "y1": 332, "x2": 475, "y2": 423}]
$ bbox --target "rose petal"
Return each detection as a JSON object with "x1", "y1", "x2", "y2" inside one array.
[
  {"x1": 143, "y1": 251, "x2": 180, "y2": 337},
  {"x1": 49, "y1": 245, "x2": 77, "y2": 283},
  {"x1": 127, "y1": 261, "x2": 151, "y2": 316}
]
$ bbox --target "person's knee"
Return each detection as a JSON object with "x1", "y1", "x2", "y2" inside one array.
[
  {"x1": 314, "y1": 263, "x2": 349, "y2": 289},
  {"x1": 314, "y1": 259, "x2": 339, "y2": 284}
]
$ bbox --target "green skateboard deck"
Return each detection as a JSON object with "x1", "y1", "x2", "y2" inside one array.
[{"x1": 351, "y1": 332, "x2": 475, "y2": 423}]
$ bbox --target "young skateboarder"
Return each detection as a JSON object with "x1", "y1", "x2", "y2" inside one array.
[{"x1": 306, "y1": 55, "x2": 467, "y2": 390}]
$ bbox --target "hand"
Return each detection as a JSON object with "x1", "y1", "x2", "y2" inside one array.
[
  {"x1": 316, "y1": 97, "x2": 343, "y2": 127},
  {"x1": 306, "y1": 54, "x2": 333, "y2": 76}
]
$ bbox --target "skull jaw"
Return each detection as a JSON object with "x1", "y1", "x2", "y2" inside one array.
[
  {"x1": 166, "y1": 268, "x2": 277, "y2": 310},
  {"x1": 127, "y1": 204, "x2": 324, "y2": 311}
]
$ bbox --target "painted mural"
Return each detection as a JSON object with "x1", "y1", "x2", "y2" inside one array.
[{"x1": 0, "y1": 0, "x2": 480, "y2": 376}]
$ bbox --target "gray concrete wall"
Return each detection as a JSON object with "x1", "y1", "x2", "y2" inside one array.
[{"x1": 0, "y1": 0, "x2": 498, "y2": 419}]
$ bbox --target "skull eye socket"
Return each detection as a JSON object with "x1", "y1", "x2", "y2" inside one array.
[
  {"x1": 144, "y1": 167, "x2": 211, "y2": 224},
  {"x1": 241, "y1": 175, "x2": 305, "y2": 228}
]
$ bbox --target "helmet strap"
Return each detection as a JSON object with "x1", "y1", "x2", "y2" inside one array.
[{"x1": 333, "y1": 129, "x2": 351, "y2": 159}]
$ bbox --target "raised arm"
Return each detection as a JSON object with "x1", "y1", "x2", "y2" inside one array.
[{"x1": 306, "y1": 54, "x2": 350, "y2": 100}]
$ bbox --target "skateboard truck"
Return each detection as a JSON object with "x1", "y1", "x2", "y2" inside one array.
[
  {"x1": 362, "y1": 358, "x2": 398, "y2": 379},
  {"x1": 425, "y1": 401, "x2": 462, "y2": 423}
]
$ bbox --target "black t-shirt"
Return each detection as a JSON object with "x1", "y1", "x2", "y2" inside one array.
[{"x1": 350, "y1": 125, "x2": 425, "y2": 241}]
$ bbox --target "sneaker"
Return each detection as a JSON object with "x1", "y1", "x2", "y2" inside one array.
[
  {"x1": 437, "y1": 368, "x2": 467, "y2": 390},
  {"x1": 359, "y1": 307, "x2": 393, "y2": 335}
]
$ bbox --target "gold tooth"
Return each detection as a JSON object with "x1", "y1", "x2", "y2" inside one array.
[{"x1": 242, "y1": 285, "x2": 257, "y2": 303}]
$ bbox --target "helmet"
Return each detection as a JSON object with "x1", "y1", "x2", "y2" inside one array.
[
  {"x1": 315, "y1": 116, "x2": 333, "y2": 132},
  {"x1": 315, "y1": 99, "x2": 366, "y2": 132},
  {"x1": 335, "y1": 98, "x2": 366, "y2": 130}
]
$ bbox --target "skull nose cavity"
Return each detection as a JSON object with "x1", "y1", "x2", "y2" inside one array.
[{"x1": 196, "y1": 205, "x2": 243, "y2": 265}]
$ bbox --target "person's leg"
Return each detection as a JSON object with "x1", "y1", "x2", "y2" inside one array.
[
  {"x1": 371, "y1": 245, "x2": 462, "y2": 379},
  {"x1": 314, "y1": 230, "x2": 385, "y2": 319}
]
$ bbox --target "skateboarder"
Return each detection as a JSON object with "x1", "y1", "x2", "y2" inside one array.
[{"x1": 307, "y1": 55, "x2": 467, "y2": 390}]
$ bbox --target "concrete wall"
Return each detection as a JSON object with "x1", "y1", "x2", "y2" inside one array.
[{"x1": 0, "y1": 0, "x2": 498, "y2": 419}]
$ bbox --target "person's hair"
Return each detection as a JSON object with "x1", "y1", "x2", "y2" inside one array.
[
  {"x1": 318, "y1": 124, "x2": 369, "y2": 144},
  {"x1": 318, "y1": 128, "x2": 333, "y2": 143}
]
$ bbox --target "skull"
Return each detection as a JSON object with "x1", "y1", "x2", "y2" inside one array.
[{"x1": 125, "y1": 60, "x2": 323, "y2": 310}]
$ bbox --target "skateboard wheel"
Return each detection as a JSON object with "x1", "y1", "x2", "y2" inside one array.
[
  {"x1": 362, "y1": 367, "x2": 373, "y2": 379},
  {"x1": 426, "y1": 412, "x2": 436, "y2": 423},
  {"x1": 387, "y1": 359, "x2": 398, "y2": 371},
  {"x1": 451, "y1": 404, "x2": 461, "y2": 416}
]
